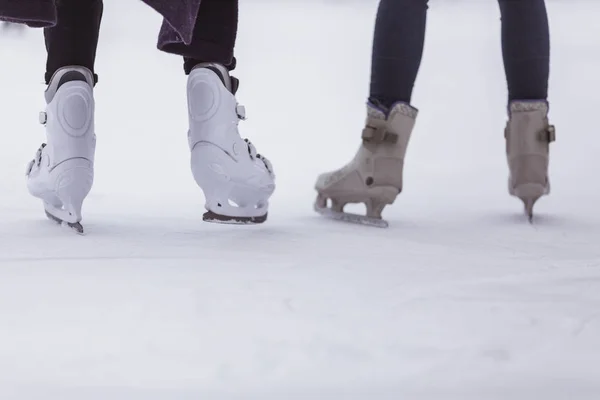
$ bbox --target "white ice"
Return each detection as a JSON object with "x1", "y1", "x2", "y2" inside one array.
[{"x1": 0, "y1": 1, "x2": 599, "y2": 399}]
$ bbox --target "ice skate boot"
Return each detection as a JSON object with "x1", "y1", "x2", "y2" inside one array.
[
  {"x1": 187, "y1": 63, "x2": 275, "y2": 224},
  {"x1": 26, "y1": 66, "x2": 96, "y2": 234},
  {"x1": 314, "y1": 101, "x2": 417, "y2": 228},
  {"x1": 505, "y1": 100, "x2": 556, "y2": 222}
]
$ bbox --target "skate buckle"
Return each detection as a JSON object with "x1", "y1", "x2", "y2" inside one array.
[
  {"x1": 540, "y1": 125, "x2": 556, "y2": 143},
  {"x1": 236, "y1": 104, "x2": 246, "y2": 120},
  {"x1": 362, "y1": 125, "x2": 398, "y2": 144}
]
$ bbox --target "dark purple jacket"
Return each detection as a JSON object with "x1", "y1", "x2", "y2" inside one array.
[{"x1": 0, "y1": 0, "x2": 200, "y2": 50}]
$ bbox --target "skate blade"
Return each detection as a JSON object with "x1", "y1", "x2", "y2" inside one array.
[
  {"x1": 203, "y1": 210, "x2": 268, "y2": 225},
  {"x1": 523, "y1": 199, "x2": 537, "y2": 224},
  {"x1": 512, "y1": 183, "x2": 545, "y2": 224},
  {"x1": 45, "y1": 210, "x2": 85, "y2": 234},
  {"x1": 314, "y1": 204, "x2": 389, "y2": 228}
]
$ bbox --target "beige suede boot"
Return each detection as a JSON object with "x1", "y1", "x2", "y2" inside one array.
[
  {"x1": 505, "y1": 100, "x2": 556, "y2": 221},
  {"x1": 314, "y1": 102, "x2": 417, "y2": 227}
]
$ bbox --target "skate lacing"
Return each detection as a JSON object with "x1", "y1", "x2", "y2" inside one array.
[
  {"x1": 243, "y1": 138, "x2": 274, "y2": 176},
  {"x1": 25, "y1": 143, "x2": 46, "y2": 176},
  {"x1": 236, "y1": 104, "x2": 273, "y2": 176},
  {"x1": 236, "y1": 104, "x2": 246, "y2": 121}
]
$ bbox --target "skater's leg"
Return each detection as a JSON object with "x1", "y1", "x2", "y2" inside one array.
[
  {"x1": 44, "y1": 0, "x2": 103, "y2": 84},
  {"x1": 155, "y1": 0, "x2": 238, "y2": 72},
  {"x1": 499, "y1": 0, "x2": 554, "y2": 220},
  {"x1": 26, "y1": 0, "x2": 100, "y2": 232},
  {"x1": 163, "y1": 0, "x2": 274, "y2": 223},
  {"x1": 183, "y1": 0, "x2": 238, "y2": 73},
  {"x1": 499, "y1": 0, "x2": 549, "y2": 101},
  {"x1": 369, "y1": 0, "x2": 428, "y2": 107},
  {"x1": 314, "y1": 0, "x2": 427, "y2": 226}
]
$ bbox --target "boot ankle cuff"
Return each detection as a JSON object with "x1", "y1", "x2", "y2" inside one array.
[{"x1": 509, "y1": 100, "x2": 549, "y2": 115}]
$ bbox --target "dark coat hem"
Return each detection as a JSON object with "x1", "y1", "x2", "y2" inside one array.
[
  {"x1": 157, "y1": 20, "x2": 233, "y2": 65},
  {"x1": 0, "y1": 1, "x2": 201, "y2": 51},
  {"x1": 0, "y1": 2, "x2": 56, "y2": 27}
]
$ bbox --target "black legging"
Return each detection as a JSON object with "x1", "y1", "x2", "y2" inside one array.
[
  {"x1": 369, "y1": 0, "x2": 550, "y2": 107},
  {"x1": 43, "y1": 0, "x2": 238, "y2": 85}
]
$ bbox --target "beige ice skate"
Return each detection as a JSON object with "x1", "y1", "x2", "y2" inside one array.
[
  {"x1": 314, "y1": 102, "x2": 417, "y2": 227},
  {"x1": 505, "y1": 100, "x2": 556, "y2": 221}
]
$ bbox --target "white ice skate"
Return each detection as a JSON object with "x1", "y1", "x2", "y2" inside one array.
[
  {"x1": 26, "y1": 66, "x2": 96, "y2": 234},
  {"x1": 187, "y1": 63, "x2": 275, "y2": 224}
]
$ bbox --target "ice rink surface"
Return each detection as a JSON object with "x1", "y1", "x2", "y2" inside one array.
[{"x1": 0, "y1": 1, "x2": 598, "y2": 399}]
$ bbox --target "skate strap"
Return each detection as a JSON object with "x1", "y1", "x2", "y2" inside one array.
[
  {"x1": 361, "y1": 124, "x2": 398, "y2": 144},
  {"x1": 243, "y1": 138, "x2": 275, "y2": 177},
  {"x1": 541, "y1": 125, "x2": 556, "y2": 143},
  {"x1": 504, "y1": 124, "x2": 556, "y2": 143}
]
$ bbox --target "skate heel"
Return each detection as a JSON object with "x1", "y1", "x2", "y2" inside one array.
[
  {"x1": 366, "y1": 185, "x2": 401, "y2": 204},
  {"x1": 511, "y1": 182, "x2": 547, "y2": 203},
  {"x1": 511, "y1": 182, "x2": 547, "y2": 221},
  {"x1": 193, "y1": 143, "x2": 274, "y2": 191},
  {"x1": 48, "y1": 158, "x2": 94, "y2": 223},
  {"x1": 191, "y1": 143, "x2": 272, "y2": 222},
  {"x1": 190, "y1": 143, "x2": 232, "y2": 187}
]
